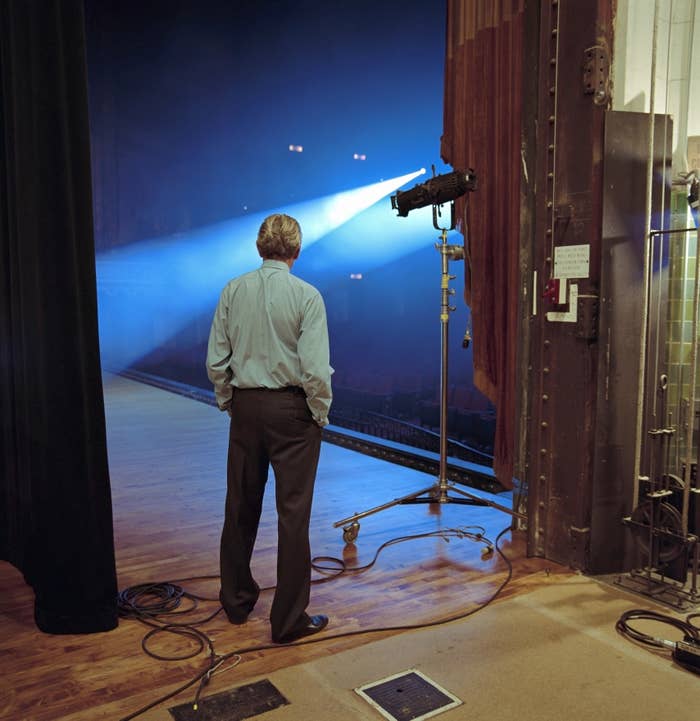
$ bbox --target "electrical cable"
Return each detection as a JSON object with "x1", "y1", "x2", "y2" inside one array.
[
  {"x1": 117, "y1": 524, "x2": 514, "y2": 721},
  {"x1": 310, "y1": 525, "x2": 492, "y2": 578},
  {"x1": 687, "y1": 612, "x2": 700, "y2": 632},
  {"x1": 615, "y1": 608, "x2": 700, "y2": 676}
]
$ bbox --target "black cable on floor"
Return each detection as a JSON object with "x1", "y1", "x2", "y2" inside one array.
[
  {"x1": 615, "y1": 607, "x2": 700, "y2": 676},
  {"x1": 310, "y1": 525, "x2": 493, "y2": 578},
  {"x1": 117, "y1": 524, "x2": 514, "y2": 721}
]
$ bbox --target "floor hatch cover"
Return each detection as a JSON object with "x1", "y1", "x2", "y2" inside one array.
[{"x1": 355, "y1": 668, "x2": 462, "y2": 721}]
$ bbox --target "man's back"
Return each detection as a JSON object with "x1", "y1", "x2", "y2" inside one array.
[{"x1": 207, "y1": 258, "x2": 332, "y2": 426}]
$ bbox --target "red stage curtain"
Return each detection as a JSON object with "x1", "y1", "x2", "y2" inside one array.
[{"x1": 442, "y1": 0, "x2": 524, "y2": 488}]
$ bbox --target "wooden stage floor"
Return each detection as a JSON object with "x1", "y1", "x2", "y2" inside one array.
[{"x1": 0, "y1": 374, "x2": 570, "y2": 721}]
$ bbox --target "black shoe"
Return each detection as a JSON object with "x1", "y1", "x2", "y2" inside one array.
[
  {"x1": 221, "y1": 607, "x2": 248, "y2": 625},
  {"x1": 272, "y1": 614, "x2": 329, "y2": 644}
]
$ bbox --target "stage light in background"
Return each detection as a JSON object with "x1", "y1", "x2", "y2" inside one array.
[
  {"x1": 353, "y1": 153, "x2": 367, "y2": 160},
  {"x1": 391, "y1": 168, "x2": 477, "y2": 217},
  {"x1": 96, "y1": 168, "x2": 427, "y2": 372},
  {"x1": 288, "y1": 144, "x2": 304, "y2": 152}
]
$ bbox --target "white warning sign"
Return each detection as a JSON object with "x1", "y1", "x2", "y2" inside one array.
[{"x1": 554, "y1": 244, "x2": 590, "y2": 279}]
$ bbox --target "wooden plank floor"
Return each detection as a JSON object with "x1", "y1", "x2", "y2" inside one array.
[{"x1": 0, "y1": 374, "x2": 571, "y2": 721}]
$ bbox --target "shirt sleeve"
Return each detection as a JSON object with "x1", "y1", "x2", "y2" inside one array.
[
  {"x1": 298, "y1": 291, "x2": 333, "y2": 426},
  {"x1": 206, "y1": 291, "x2": 234, "y2": 411}
]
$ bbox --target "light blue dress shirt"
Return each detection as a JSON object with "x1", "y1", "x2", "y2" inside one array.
[{"x1": 206, "y1": 260, "x2": 333, "y2": 426}]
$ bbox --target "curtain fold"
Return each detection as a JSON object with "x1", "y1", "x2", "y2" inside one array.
[
  {"x1": 442, "y1": 0, "x2": 524, "y2": 488},
  {"x1": 0, "y1": 0, "x2": 118, "y2": 633}
]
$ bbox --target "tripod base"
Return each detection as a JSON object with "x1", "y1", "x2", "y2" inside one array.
[
  {"x1": 333, "y1": 480, "x2": 522, "y2": 543},
  {"x1": 333, "y1": 216, "x2": 521, "y2": 545}
]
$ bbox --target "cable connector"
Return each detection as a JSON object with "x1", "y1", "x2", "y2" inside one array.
[
  {"x1": 480, "y1": 545, "x2": 494, "y2": 558},
  {"x1": 674, "y1": 636, "x2": 700, "y2": 671}
]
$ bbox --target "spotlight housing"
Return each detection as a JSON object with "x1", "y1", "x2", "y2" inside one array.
[{"x1": 390, "y1": 169, "x2": 477, "y2": 217}]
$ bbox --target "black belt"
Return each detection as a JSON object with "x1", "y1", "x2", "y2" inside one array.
[{"x1": 236, "y1": 386, "x2": 305, "y2": 396}]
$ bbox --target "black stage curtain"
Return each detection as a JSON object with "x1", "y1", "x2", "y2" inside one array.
[{"x1": 0, "y1": 0, "x2": 118, "y2": 633}]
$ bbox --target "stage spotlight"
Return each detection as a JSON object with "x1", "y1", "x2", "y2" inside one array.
[{"x1": 390, "y1": 169, "x2": 477, "y2": 217}]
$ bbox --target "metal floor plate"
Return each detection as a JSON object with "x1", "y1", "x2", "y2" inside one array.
[
  {"x1": 169, "y1": 678, "x2": 288, "y2": 721},
  {"x1": 355, "y1": 669, "x2": 462, "y2": 721}
]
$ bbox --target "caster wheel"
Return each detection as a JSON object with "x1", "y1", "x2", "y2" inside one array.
[{"x1": 342, "y1": 521, "x2": 360, "y2": 543}]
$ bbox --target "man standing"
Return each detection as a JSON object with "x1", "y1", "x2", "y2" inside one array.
[{"x1": 206, "y1": 213, "x2": 332, "y2": 644}]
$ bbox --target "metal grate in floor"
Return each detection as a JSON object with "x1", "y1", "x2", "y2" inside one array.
[
  {"x1": 355, "y1": 669, "x2": 462, "y2": 721},
  {"x1": 168, "y1": 678, "x2": 288, "y2": 721}
]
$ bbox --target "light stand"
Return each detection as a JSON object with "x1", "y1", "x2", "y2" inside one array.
[{"x1": 334, "y1": 173, "x2": 524, "y2": 543}]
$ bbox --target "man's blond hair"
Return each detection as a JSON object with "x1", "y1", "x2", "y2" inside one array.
[{"x1": 256, "y1": 214, "x2": 302, "y2": 260}]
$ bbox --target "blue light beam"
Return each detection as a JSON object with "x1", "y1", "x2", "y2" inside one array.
[{"x1": 96, "y1": 169, "x2": 426, "y2": 371}]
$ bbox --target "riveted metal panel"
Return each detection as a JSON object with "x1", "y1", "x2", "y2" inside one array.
[
  {"x1": 589, "y1": 111, "x2": 673, "y2": 574},
  {"x1": 526, "y1": 0, "x2": 613, "y2": 568}
]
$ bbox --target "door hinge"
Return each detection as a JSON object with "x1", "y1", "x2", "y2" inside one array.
[{"x1": 582, "y1": 45, "x2": 610, "y2": 105}]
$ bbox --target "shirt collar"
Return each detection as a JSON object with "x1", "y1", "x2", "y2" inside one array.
[{"x1": 262, "y1": 259, "x2": 290, "y2": 272}]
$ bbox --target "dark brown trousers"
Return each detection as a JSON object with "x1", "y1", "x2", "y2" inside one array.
[{"x1": 219, "y1": 387, "x2": 322, "y2": 640}]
